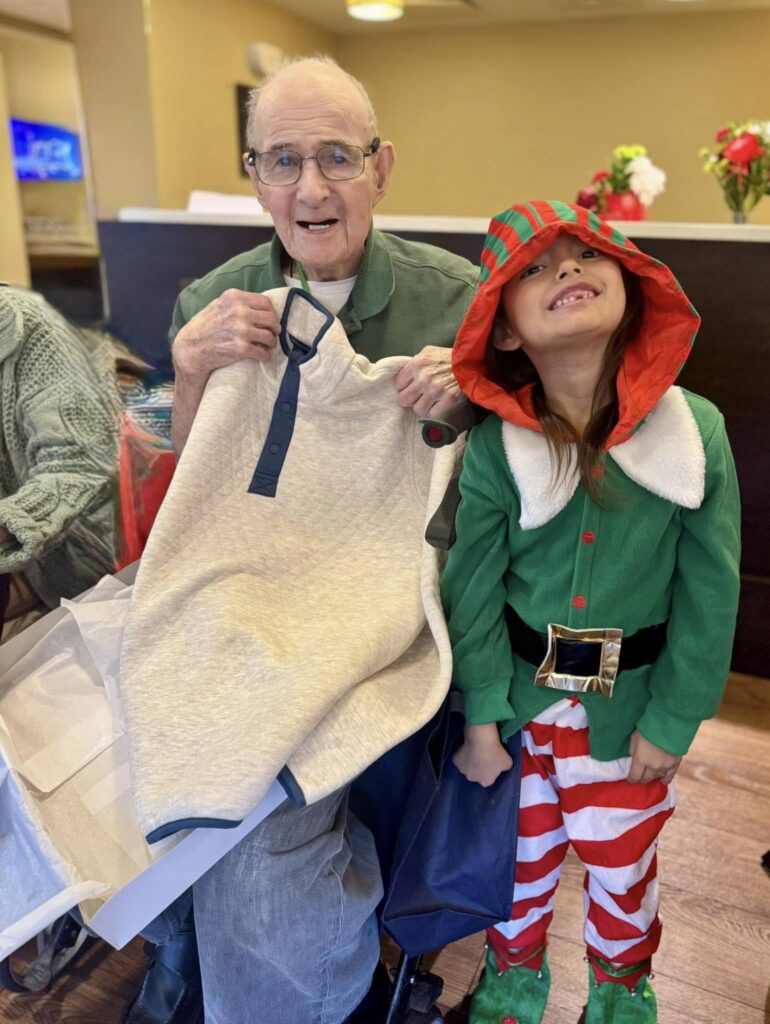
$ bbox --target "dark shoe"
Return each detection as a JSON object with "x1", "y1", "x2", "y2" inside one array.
[
  {"x1": 344, "y1": 960, "x2": 393, "y2": 1024},
  {"x1": 122, "y1": 929, "x2": 203, "y2": 1024}
]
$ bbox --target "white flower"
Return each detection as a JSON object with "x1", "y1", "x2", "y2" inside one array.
[
  {"x1": 628, "y1": 155, "x2": 652, "y2": 172},
  {"x1": 627, "y1": 155, "x2": 667, "y2": 206}
]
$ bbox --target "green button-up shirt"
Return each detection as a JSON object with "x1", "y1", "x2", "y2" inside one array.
[{"x1": 171, "y1": 226, "x2": 477, "y2": 359}]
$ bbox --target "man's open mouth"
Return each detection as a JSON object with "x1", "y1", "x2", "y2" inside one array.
[{"x1": 297, "y1": 219, "x2": 338, "y2": 231}]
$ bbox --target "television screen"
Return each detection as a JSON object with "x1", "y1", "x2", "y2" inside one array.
[{"x1": 10, "y1": 118, "x2": 84, "y2": 181}]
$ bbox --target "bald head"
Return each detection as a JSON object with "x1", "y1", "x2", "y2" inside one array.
[{"x1": 247, "y1": 56, "x2": 377, "y2": 152}]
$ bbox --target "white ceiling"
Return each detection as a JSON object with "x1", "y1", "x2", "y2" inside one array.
[
  {"x1": 271, "y1": 0, "x2": 770, "y2": 33},
  {"x1": 1, "y1": 0, "x2": 769, "y2": 36}
]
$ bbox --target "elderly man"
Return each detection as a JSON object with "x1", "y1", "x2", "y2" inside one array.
[{"x1": 124, "y1": 56, "x2": 476, "y2": 1024}]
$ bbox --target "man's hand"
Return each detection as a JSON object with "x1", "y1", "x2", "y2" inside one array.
[
  {"x1": 171, "y1": 289, "x2": 281, "y2": 456},
  {"x1": 453, "y1": 722, "x2": 513, "y2": 788},
  {"x1": 172, "y1": 289, "x2": 281, "y2": 381},
  {"x1": 627, "y1": 730, "x2": 681, "y2": 785},
  {"x1": 394, "y1": 345, "x2": 463, "y2": 418}
]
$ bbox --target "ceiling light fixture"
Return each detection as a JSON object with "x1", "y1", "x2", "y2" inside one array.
[{"x1": 347, "y1": 0, "x2": 405, "y2": 21}]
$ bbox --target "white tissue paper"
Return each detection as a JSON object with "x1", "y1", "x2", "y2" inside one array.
[{"x1": 0, "y1": 570, "x2": 284, "y2": 959}]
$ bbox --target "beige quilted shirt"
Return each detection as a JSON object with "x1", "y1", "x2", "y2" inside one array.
[{"x1": 119, "y1": 288, "x2": 458, "y2": 841}]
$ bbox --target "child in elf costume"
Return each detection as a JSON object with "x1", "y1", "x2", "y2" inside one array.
[{"x1": 441, "y1": 201, "x2": 741, "y2": 1024}]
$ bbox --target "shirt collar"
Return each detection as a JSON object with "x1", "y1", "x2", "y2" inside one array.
[
  {"x1": 341, "y1": 225, "x2": 395, "y2": 335},
  {"x1": 270, "y1": 226, "x2": 395, "y2": 336},
  {"x1": 500, "y1": 386, "x2": 706, "y2": 530},
  {"x1": 268, "y1": 234, "x2": 289, "y2": 288}
]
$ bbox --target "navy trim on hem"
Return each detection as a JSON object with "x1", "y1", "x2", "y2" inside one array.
[
  {"x1": 146, "y1": 816, "x2": 243, "y2": 843},
  {"x1": 277, "y1": 765, "x2": 307, "y2": 807}
]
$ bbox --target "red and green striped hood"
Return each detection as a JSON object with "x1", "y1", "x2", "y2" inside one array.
[{"x1": 453, "y1": 200, "x2": 701, "y2": 448}]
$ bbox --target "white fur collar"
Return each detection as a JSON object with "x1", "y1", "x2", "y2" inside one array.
[{"x1": 501, "y1": 386, "x2": 706, "y2": 530}]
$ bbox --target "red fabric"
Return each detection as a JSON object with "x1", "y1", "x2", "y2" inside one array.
[
  {"x1": 570, "y1": 809, "x2": 673, "y2": 870},
  {"x1": 487, "y1": 930, "x2": 547, "y2": 972},
  {"x1": 515, "y1": 800, "x2": 563, "y2": 837},
  {"x1": 514, "y1": 841, "x2": 570, "y2": 885},
  {"x1": 587, "y1": 952, "x2": 652, "y2": 990},
  {"x1": 526, "y1": 719, "x2": 591, "y2": 758},
  {"x1": 560, "y1": 780, "x2": 668, "y2": 816},
  {"x1": 117, "y1": 414, "x2": 176, "y2": 569},
  {"x1": 489, "y1": 701, "x2": 672, "y2": 982}
]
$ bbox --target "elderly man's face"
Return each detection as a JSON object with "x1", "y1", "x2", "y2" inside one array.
[{"x1": 249, "y1": 70, "x2": 394, "y2": 282}]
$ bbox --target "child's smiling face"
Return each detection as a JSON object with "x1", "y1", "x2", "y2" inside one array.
[{"x1": 496, "y1": 232, "x2": 627, "y2": 358}]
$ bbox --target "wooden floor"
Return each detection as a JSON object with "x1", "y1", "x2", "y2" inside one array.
[{"x1": 2, "y1": 673, "x2": 769, "y2": 1023}]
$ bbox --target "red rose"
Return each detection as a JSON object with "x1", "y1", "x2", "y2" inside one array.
[
  {"x1": 716, "y1": 127, "x2": 732, "y2": 143},
  {"x1": 722, "y1": 132, "x2": 764, "y2": 165},
  {"x1": 576, "y1": 187, "x2": 599, "y2": 211},
  {"x1": 592, "y1": 170, "x2": 611, "y2": 183}
]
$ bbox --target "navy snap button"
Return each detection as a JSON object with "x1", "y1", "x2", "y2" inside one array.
[
  {"x1": 281, "y1": 402, "x2": 292, "y2": 414},
  {"x1": 270, "y1": 443, "x2": 281, "y2": 454}
]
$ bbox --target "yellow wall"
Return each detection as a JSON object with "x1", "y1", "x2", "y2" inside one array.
[
  {"x1": 338, "y1": 10, "x2": 770, "y2": 225},
  {"x1": 146, "y1": 0, "x2": 336, "y2": 209},
  {"x1": 0, "y1": 53, "x2": 29, "y2": 285},
  {"x1": 18, "y1": 1, "x2": 765, "y2": 225},
  {"x1": 0, "y1": 25, "x2": 96, "y2": 244},
  {"x1": 70, "y1": 0, "x2": 158, "y2": 218}
]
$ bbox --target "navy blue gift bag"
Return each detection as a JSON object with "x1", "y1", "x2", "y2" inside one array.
[{"x1": 380, "y1": 691, "x2": 522, "y2": 957}]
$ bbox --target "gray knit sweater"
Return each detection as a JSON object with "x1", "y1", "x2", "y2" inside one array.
[{"x1": 0, "y1": 286, "x2": 120, "y2": 607}]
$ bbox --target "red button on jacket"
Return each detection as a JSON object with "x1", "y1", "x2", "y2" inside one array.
[
  {"x1": 581, "y1": 531, "x2": 596, "y2": 544},
  {"x1": 572, "y1": 595, "x2": 587, "y2": 610}
]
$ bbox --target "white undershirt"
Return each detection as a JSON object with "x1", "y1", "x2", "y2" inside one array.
[{"x1": 283, "y1": 274, "x2": 357, "y2": 317}]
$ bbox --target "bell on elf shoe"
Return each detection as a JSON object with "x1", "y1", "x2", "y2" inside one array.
[
  {"x1": 581, "y1": 954, "x2": 657, "y2": 1024},
  {"x1": 469, "y1": 943, "x2": 551, "y2": 1024}
]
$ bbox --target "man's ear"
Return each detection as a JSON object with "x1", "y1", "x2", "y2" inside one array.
[
  {"x1": 490, "y1": 316, "x2": 522, "y2": 352},
  {"x1": 372, "y1": 141, "x2": 396, "y2": 206}
]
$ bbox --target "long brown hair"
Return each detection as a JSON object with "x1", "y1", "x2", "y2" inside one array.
[{"x1": 487, "y1": 268, "x2": 644, "y2": 504}]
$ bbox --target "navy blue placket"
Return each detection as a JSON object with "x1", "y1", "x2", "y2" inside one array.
[{"x1": 248, "y1": 288, "x2": 335, "y2": 498}]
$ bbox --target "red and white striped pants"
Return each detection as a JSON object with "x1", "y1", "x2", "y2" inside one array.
[{"x1": 489, "y1": 698, "x2": 675, "y2": 972}]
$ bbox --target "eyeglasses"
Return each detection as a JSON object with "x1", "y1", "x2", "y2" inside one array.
[{"x1": 246, "y1": 138, "x2": 381, "y2": 186}]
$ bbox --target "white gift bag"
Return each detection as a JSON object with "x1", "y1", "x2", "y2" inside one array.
[{"x1": 0, "y1": 571, "x2": 284, "y2": 959}]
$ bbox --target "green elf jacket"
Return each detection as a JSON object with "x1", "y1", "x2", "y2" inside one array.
[{"x1": 441, "y1": 201, "x2": 741, "y2": 760}]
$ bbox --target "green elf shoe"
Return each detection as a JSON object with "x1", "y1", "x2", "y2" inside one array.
[
  {"x1": 583, "y1": 959, "x2": 657, "y2": 1024},
  {"x1": 469, "y1": 947, "x2": 551, "y2": 1024}
]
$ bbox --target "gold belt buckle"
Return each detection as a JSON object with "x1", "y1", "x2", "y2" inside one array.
[{"x1": 534, "y1": 623, "x2": 623, "y2": 699}]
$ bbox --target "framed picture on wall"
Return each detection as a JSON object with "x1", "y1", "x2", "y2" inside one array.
[{"x1": 236, "y1": 84, "x2": 251, "y2": 177}]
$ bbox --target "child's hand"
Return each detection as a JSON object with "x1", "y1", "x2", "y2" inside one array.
[
  {"x1": 453, "y1": 723, "x2": 513, "y2": 787},
  {"x1": 627, "y1": 730, "x2": 681, "y2": 785}
]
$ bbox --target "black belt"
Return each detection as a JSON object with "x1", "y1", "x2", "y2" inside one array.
[{"x1": 505, "y1": 606, "x2": 667, "y2": 679}]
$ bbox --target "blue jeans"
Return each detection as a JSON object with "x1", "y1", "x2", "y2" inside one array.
[{"x1": 142, "y1": 787, "x2": 382, "y2": 1024}]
